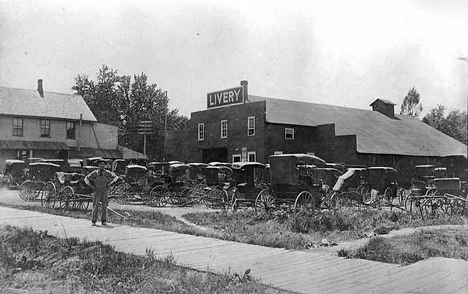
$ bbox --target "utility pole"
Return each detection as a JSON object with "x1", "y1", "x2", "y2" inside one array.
[
  {"x1": 138, "y1": 120, "x2": 152, "y2": 156},
  {"x1": 163, "y1": 91, "x2": 168, "y2": 161}
]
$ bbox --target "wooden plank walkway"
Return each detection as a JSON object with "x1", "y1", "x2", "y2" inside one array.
[{"x1": 0, "y1": 206, "x2": 467, "y2": 293}]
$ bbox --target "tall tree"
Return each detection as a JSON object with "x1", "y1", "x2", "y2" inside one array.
[
  {"x1": 400, "y1": 87, "x2": 423, "y2": 117},
  {"x1": 72, "y1": 65, "x2": 189, "y2": 160},
  {"x1": 423, "y1": 104, "x2": 467, "y2": 145}
]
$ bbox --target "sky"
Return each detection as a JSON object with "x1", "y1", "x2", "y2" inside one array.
[{"x1": 1, "y1": 0, "x2": 467, "y2": 118}]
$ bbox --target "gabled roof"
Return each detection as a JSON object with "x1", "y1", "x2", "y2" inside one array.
[
  {"x1": 370, "y1": 98, "x2": 396, "y2": 106},
  {"x1": 0, "y1": 87, "x2": 96, "y2": 121},
  {"x1": 248, "y1": 95, "x2": 467, "y2": 157}
]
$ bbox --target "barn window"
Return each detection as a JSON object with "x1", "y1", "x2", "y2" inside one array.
[
  {"x1": 198, "y1": 123, "x2": 205, "y2": 141},
  {"x1": 285, "y1": 128, "x2": 294, "y2": 140},
  {"x1": 247, "y1": 116, "x2": 255, "y2": 136},
  {"x1": 221, "y1": 120, "x2": 227, "y2": 138}
]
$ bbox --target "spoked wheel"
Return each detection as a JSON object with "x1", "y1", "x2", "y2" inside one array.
[
  {"x1": 294, "y1": 191, "x2": 315, "y2": 214},
  {"x1": 32, "y1": 181, "x2": 46, "y2": 201},
  {"x1": 255, "y1": 189, "x2": 275, "y2": 215},
  {"x1": 41, "y1": 181, "x2": 56, "y2": 209},
  {"x1": 205, "y1": 188, "x2": 227, "y2": 210},
  {"x1": 397, "y1": 188, "x2": 408, "y2": 207},
  {"x1": 383, "y1": 187, "x2": 394, "y2": 208},
  {"x1": 59, "y1": 186, "x2": 74, "y2": 211},
  {"x1": 19, "y1": 180, "x2": 35, "y2": 201},
  {"x1": 419, "y1": 189, "x2": 440, "y2": 220},
  {"x1": 332, "y1": 191, "x2": 363, "y2": 208},
  {"x1": 148, "y1": 185, "x2": 170, "y2": 207},
  {"x1": 113, "y1": 183, "x2": 134, "y2": 205}
]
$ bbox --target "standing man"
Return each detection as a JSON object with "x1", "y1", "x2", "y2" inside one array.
[{"x1": 85, "y1": 159, "x2": 119, "y2": 226}]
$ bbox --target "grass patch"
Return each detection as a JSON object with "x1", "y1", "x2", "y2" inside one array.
[
  {"x1": 0, "y1": 225, "x2": 289, "y2": 293},
  {"x1": 338, "y1": 227, "x2": 468, "y2": 265},
  {"x1": 184, "y1": 208, "x2": 465, "y2": 250}
]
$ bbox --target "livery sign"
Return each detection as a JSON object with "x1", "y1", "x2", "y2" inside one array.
[{"x1": 207, "y1": 86, "x2": 244, "y2": 109}]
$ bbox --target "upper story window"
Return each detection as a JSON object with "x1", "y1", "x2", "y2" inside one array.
[
  {"x1": 13, "y1": 118, "x2": 23, "y2": 137},
  {"x1": 285, "y1": 128, "x2": 295, "y2": 140},
  {"x1": 247, "y1": 116, "x2": 255, "y2": 136},
  {"x1": 66, "y1": 121, "x2": 76, "y2": 139},
  {"x1": 40, "y1": 119, "x2": 50, "y2": 137},
  {"x1": 198, "y1": 123, "x2": 205, "y2": 141},
  {"x1": 221, "y1": 120, "x2": 227, "y2": 138}
]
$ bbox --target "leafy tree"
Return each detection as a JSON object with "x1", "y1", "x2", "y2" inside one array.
[
  {"x1": 72, "y1": 65, "x2": 189, "y2": 160},
  {"x1": 400, "y1": 87, "x2": 423, "y2": 117},
  {"x1": 423, "y1": 104, "x2": 467, "y2": 145}
]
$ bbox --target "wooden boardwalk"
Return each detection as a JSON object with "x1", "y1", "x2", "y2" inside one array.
[{"x1": 0, "y1": 206, "x2": 467, "y2": 294}]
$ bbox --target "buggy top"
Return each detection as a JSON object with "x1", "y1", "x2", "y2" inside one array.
[{"x1": 269, "y1": 153, "x2": 326, "y2": 185}]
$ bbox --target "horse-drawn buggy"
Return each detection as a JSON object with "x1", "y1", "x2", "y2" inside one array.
[
  {"x1": 19, "y1": 162, "x2": 61, "y2": 201},
  {"x1": 254, "y1": 154, "x2": 327, "y2": 215},
  {"x1": 328, "y1": 167, "x2": 367, "y2": 208},
  {"x1": 1, "y1": 159, "x2": 26, "y2": 189},
  {"x1": 111, "y1": 164, "x2": 156, "y2": 204},
  {"x1": 406, "y1": 155, "x2": 467, "y2": 219},
  {"x1": 360, "y1": 167, "x2": 402, "y2": 208},
  {"x1": 229, "y1": 162, "x2": 268, "y2": 210}
]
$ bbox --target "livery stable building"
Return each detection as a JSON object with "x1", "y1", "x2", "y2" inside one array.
[{"x1": 165, "y1": 81, "x2": 467, "y2": 183}]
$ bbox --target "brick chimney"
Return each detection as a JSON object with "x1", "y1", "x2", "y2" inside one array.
[
  {"x1": 37, "y1": 79, "x2": 44, "y2": 98},
  {"x1": 370, "y1": 98, "x2": 396, "y2": 119},
  {"x1": 241, "y1": 80, "x2": 248, "y2": 103}
]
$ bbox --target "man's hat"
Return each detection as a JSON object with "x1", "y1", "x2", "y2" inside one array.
[{"x1": 97, "y1": 158, "x2": 107, "y2": 165}]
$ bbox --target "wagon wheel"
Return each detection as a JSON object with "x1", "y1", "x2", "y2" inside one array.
[
  {"x1": 405, "y1": 194, "x2": 420, "y2": 219},
  {"x1": 255, "y1": 189, "x2": 275, "y2": 215},
  {"x1": 41, "y1": 181, "x2": 56, "y2": 209},
  {"x1": 294, "y1": 191, "x2": 316, "y2": 214},
  {"x1": 356, "y1": 185, "x2": 367, "y2": 195},
  {"x1": 419, "y1": 189, "x2": 443, "y2": 220},
  {"x1": 19, "y1": 180, "x2": 35, "y2": 201},
  {"x1": 383, "y1": 187, "x2": 393, "y2": 207},
  {"x1": 113, "y1": 183, "x2": 134, "y2": 205},
  {"x1": 447, "y1": 197, "x2": 467, "y2": 216},
  {"x1": 205, "y1": 188, "x2": 227, "y2": 210},
  {"x1": 32, "y1": 181, "x2": 46, "y2": 201},
  {"x1": 172, "y1": 188, "x2": 191, "y2": 206},
  {"x1": 326, "y1": 191, "x2": 339, "y2": 209},
  {"x1": 59, "y1": 186, "x2": 74, "y2": 211},
  {"x1": 334, "y1": 191, "x2": 364, "y2": 208},
  {"x1": 397, "y1": 188, "x2": 408, "y2": 207},
  {"x1": 148, "y1": 185, "x2": 170, "y2": 207}
]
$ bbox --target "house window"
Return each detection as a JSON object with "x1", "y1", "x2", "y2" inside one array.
[
  {"x1": 198, "y1": 123, "x2": 205, "y2": 141},
  {"x1": 232, "y1": 154, "x2": 241, "y2": 163},
  {"x1": 66, "y1": 122, "x2": 76, "y2": 139},
  {"x1": 40, "y1": 119, "x2": 50, "y2": 137},
  {"x1": 221, "y1": 120, "x2": 227, "y2": 138},
  {"x1": 13, "y1": 118, "x2": 23, "y2": 136},
  {"x1": 247, "y1": 116, "x2": 255, "y2": 136},
  {"x1": 248, "y1": 151, "x2": 256, "y2": 162},
  {"x1": 285, "y1": 128, "x2": 295, "y2": 140}
]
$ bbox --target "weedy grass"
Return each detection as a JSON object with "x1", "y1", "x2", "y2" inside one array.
[
  {"x1": 0, "y1": 225, "x2": 289, "y2": 293},
  {"x1": 338, "y1": 227, "x2": 468, "y2": 265},
  {"x1": 184, "y1": 207, "x2": 465, "y2": 249}
]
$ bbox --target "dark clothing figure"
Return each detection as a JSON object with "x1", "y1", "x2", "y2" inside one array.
[{"x1": 85, "y1": 165, "x2": 118, "y2": 225}]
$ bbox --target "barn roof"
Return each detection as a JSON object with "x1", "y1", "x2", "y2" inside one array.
[
  {"x1": 248, "y1": 95, "x2": 467, "y2": 157},
  {"x1": 0, "y1": 87, "x2": 96, "y2": 121}
]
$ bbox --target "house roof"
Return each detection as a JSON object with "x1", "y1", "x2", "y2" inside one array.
[
  {"x1": 370, "y1": 98, "x2": 396, "y2": 106},
  {"x1": 0, "y1": 87, "x2": 96, "y2": 121},
  {"x1": 248, "y1": 95, "x2": 467, "y2": 157}
]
